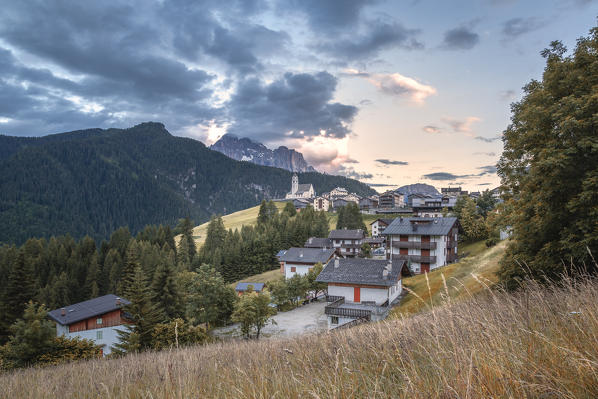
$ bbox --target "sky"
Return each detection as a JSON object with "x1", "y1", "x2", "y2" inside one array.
[{"x1": 0, "y1": 0, "x2": 597, "y2": 192}]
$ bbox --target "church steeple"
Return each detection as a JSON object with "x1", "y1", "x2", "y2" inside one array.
[{"x1": 291, "y1": 173, "x2": 299, "y2": 194}]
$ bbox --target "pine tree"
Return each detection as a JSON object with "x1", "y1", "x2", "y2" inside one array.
[
  {"x1": 115, "y1": 265, "x2": 162, "y2": 353},
  {"x1": 177, "y1": 217, "x2": 196, "y2": 262},
  {"x1": 151, "y1": 253, "x2": 183, "y2": 320},
  {"x1": 283, "y1": 201, "x2": 297, "y2": 217},
  {"x1": 119, "y1": 239, "x2": 141, "y2": 296}
]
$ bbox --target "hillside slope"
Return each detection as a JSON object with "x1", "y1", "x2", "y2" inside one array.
[
  {"x1": 0, "y1": 123, "x2": 375, "y2": 244},
  {"x1": 2, "y1": 269, "x2": 596, "y2": 398}
]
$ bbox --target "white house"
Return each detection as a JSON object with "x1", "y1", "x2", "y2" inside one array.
[
  {"x1": 370, "y1": 218, "x2": 395, "y2": 237},
  {"x1": 330, "y1": 187, "x2": 348, "y2": 198},
  {"x1": 279, "y1": 247, "x2": 336, "y2": 279},
  {"x1": 47, "y1": 294, "x2": 131, "y2": 356},
  {"x1": 313, "y1": 196, "x2": 330, "y2": 211},
  {"x1": 316, "y1": 258, "x2": 408, "y2": 328},
  {"x1": 382, "y1": 217, "x2": 459, "y2": 274},
  {"x1": 285, "y1": 173, "x2": 315, "y2": 199}
]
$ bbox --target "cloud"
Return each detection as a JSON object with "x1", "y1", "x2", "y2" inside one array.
[
  {"x1": 499, "y1": 90, "x2": 516, "y2": 101},
  {"x1": 367, "y1": 183, "x2": 397, "y2": 187},
  {"x1": 422, "y1": 125, "x2": 441, "y2": 134},
  {"x1": 375, "y1": 159, "x2": 409, "y2": 166},
  {"x1": 227, "y1": 71, "x2": 358, "y2": 142},
  {"x1": 441, "y1": 26, "x2": 479, "y2": 50},
  {"x1": 337, "y1": 166, "x2": 374, "y2": 180},
  {"x1": 345, "y1": 70, "x2": 436, "y2": 104},
  {"x1": 442, "y1": 116, "x2": 481, "y2": 134},
  {"x1": 475, "y1": 135, "x2": 501, "y2": 143},
  {"x1": 473, "y1": 152, "x2": 496, "y2": 156},
  {"x1": 501, "y1": 17, "x2": 543, "y2": 40},
  {"x1": 344, "y1": 158, "x2": 360, "y2": 164},
  {"x1": 422, "y1": 165, "x2": 497, "y2": 181},
  {"x1": 478, "y1": 182, "x2": 492, "y2": 186}
]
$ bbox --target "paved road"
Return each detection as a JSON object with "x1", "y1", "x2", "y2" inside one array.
[{"x1": 213, "y1": 300, "x2": 328, "y2": 339}]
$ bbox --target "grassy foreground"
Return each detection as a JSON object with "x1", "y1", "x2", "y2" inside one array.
[{"x1": 2, "y1": 273, "x2": 598, "y2": 398}]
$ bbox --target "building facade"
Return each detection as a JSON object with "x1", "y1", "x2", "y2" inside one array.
[
  {"x1": 382, "y1": 217, "x2": 459, "y2": 274},
  {"x1": 379, "y1": 191, "x2": 405, "y2": 209},
  {"x1": 285, "y1": 173, "x2": 315, "y2": 199},
  {"x1": 313, "y1": 196, "x2": 330, "y2": 211},
  {"x1": 47, "y1": 294, "x2": 131, "y2": 356},
  {"x1": 329, "y1": 229, "x2": 365, "y2": 257},
  {"x1": 279, "y1": 247, "x2": 336, "y2": 279},
  {"x1": 370, "y1": 218, "x2": 394, "y2": 237}
]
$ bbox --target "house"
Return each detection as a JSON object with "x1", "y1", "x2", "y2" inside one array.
[
  {"x1": 313, "y1": 196, "x2": 331, "y2": 211},
  {"x1": 342, "y1": 193, "x2": 361, "y2": 204},
  {"x1": 279, "y1": 247, "x2": 336, "y2": 279},
  {"x1": 292, "y1": 198, "x2": 312, "y2": 210},
  {"x1": 47, "y1": 294, "x2": 131, "y2": 356},
  {"x1": 304, "y1": 237, "x2": 333, "y2": 249},
  {"x1": 316, "y1": 258, "x2": 409, "y2": 328},
  {"x1": 364, "y1": 237, "x2": 385, "y2": 249},
  {"x1": 441, "y1": 186, "x2": 468, "y2": 197},
  {"x1": 235, "y1": 282, "x2": 265, "y2": 296},
  {"x1": 331, "y1": 198, "x2": 350, "y2": 211},
  {"x1": 359, "y1": 197, "x2": 377, "y2": 213},
  {"x1": 411, "y1": 195, "x2": 457, "y2": 214},
  {"x1": 382, "y1": 217, "x2": 459, "y2": 274},
  {"x1": 379, "y1": 191, "x2": 405, "y2": 209},
  {"x1": 329, "y1": 229, "x2": 365, "y2": 257},
  {"x1": 370, "y1": 218, "x2": 395, "y2": 237},
  {"x1": 330, "y1": 187, "x2": 348, "y2": 198},
  {"x1": 285, "y1": 173, "x2": 315, "y2": 199}
]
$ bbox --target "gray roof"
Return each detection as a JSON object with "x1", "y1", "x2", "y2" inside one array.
[
  {"x1": 316, "y1": 258, "x2": 404, "y2": 287},
  {"x1": 382, "y1": 217, "x2": 458, "y2": 236},
  {"x1": 280, "y1": 247, "x2": 336, "y2": 264},
  {"x1": 364, "y1": 237, "x2": 385, "y2": 244},
  {"x1": 370, "y1": 218, "x2": 394, "y2": 226},
  {"x1": 296, "y1": 183, "x2": 313, "y2": 193},
  {"x1": 47, "y1": 294, "x2": 130, "y2": 326},
  {"x1": 235, "y1": 282, "x2": 265, "y2": 292},
  {"x1": 304, "y1": 237, "x2": 332, "y2": 248},
  {"x1": 329, "y1": 229, "x2": 365, "y2": 240}
]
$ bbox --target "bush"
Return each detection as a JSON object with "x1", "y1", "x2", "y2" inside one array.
[{"x1": 485, "y1": 237, "x2": 498, "y2": 248}]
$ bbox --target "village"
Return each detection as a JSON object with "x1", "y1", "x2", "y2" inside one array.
[{"x1": 46, "y1": 173, "x2": 502, "y2": 352}]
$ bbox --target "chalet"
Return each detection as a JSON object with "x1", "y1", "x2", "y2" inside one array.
[
  {"x1": 234, "y1": 282, "x2": 265, "y2": 296},
  {"x1": 47, "y1": 294, "x2": 131, "y2": 356},
  {"x1": 304, "y1": 237, "x2": 333, "y2": 249},
  {"x1": 411, "y1": 194, "x2": 457, "y2": 215},
  {"x1": 364, "y1": 237, "x2": 385, "y2": 249},
  {"x1": 313, "y1": 196, "x2": 330, "y2": 211},
  {"x1": 329, "y1": 229, "x2": 365, "y2": 257},
  {"x1": 441, "y1": 186, "x2": 468, "y2": 197},
  {"x1": 370, "y1": 218, "x2": 395, "y2": 237},
  {"x1": 279, "y1": 247, "x2": 336, "y2": 279},
  {"x1": 382, "y1": 217, "x2": 459, "y2": 274},
  {"x1": 316, "y1": 258, "x2": 409, "y2": 328},
  {"x1": 286, "y1": 173, "x2": 315, "y2": 200},
  {"x1": 330, "y1": 187, "x2": 348, "y2": 198},
  {"x1": 342, "y1": 193, "x2": 361, "y2": 204},
  {"x1": 331, "y1": 198, "x2": 350, "y2": 211},
  {"x1": 292, "y1": 198, "x2": 312, "y2": 210}
]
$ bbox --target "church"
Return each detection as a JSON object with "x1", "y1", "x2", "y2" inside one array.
[{"x1": 285, "y1": 173, "x2": 315, "y2": 199}]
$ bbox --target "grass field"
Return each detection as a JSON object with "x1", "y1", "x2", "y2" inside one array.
[
  {"x1": 3, "y1": 266, "x2": 597, "y2": 398},
  {"x1": 391, "y1": 240, "x2": 506, "y2": 318},
  {"x1": 188, "y1": 202, "x2": 287, "y2": 248},
  {"x1": 229, "y1": 268, "x2": 283, "y2": 288}
]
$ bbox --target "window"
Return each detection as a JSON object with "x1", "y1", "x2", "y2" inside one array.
[
  {"x1": 96, "y1": 330, "x2": 103, "y2": 340},
  {"x1": 331, "y1": 316, "x2": 339, "y2": 324},
  {"x1": 96, "y1": 317, "x2": 102, "y2": 325},
  {"x1": 291, "y1": 266, "x2": 296, "y2": 272}
]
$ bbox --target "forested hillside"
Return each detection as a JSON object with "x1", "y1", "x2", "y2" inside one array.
[{"x1": 0, "y1": 122, "x2": 375, "y2": 244}]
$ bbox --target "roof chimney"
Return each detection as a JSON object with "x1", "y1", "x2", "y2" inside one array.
[
  {"x1": 334, "y1": 257, "x2": 339, "y2": 268},
  {"x1": 60, "y1": 308, "x2": 66, "y2": 316},
  {"x1": 299, "y1": 250, "x2": 303, "y2": 258},
  {"x1": 309, "y1": 237, "x2": 313, "y2": 244},
  {"x1": 116, "y1": 297, "x2": 121, "y2": 306}
]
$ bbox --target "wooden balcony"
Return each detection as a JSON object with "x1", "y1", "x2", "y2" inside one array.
[
  {"x1": 391, "y1": 241, "x2": 437, "y2": 250},
  {"x1": 392, "y1": 254, "x2": 437, "y2": 263},
  {"x1": 324, "y1": 297, "x2": 372, "y2": 320}
]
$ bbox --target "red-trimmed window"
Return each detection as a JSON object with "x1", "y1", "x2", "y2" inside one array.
[{"x1": 291, "y1": 266, "x2": 296, "y2": 272}]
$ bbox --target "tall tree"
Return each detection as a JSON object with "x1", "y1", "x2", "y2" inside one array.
[
  {"x1": 151, "y1": 250, "x2": 183, "y2": 320},
  {"x1": 497, "y1": 29, "x2": 598, "y2": 288},
  {"x1": 176, "y1": 217, "x2": 196, "y2": 263}
]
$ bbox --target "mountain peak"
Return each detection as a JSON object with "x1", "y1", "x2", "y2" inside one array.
[{"x1": 210, "y1": 135, "x2": 316, "y2": 173}]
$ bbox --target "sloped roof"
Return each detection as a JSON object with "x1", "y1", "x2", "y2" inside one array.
[
  {"x1": 235, "y1": 282, "x2": 265, "y2": 292},
  {"x1": 280, "y1": 247, "x2": 336, "y2": 264},
  {"x1": 370, "y1": 218, "x2": 394, "y2": 226},
  {"x1": 329, "y1": 229, "x2": 365, "y2": 240},
  {"x1": 276, "y1": 249, "x2": 287, "y2": 258},
  {"x1": 296, "y1": 183, "x2": 313, "y2": 193},
  {"x1": 48, "y1": 294, "x2": 130, "y2": 326},
  {"x1": 304, "y1": 237, "x2": 333, "y2": 248},
  {"x1": 316, "y1": 258, "x2": 404, "y2": 287},
  {"x1": 382, "y1": 217, "x2": 458, "y2": 236}
]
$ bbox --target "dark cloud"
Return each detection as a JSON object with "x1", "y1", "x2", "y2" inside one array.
[
  {"x1": 502, "y1": 17, "x2": 543, "y2": 39},
  {"x1": 227, "y1": 72, "x2": 358, "y2": 142},
  {"x1": 338, "y1": 166, "x2": 374, "y2": 180},
  {"x1": 375, "y1": 159, "x2": 409, "y2": 166},
  {"x1": 344, "y1": 158, "x2": 360, "y2": 164},
  {"x1": 422, "y1": 165, "x2": 497, "y2": 181},
  {"x1": 367, "y1": 183, "x2": 397, "y2": 187},
  {"x1": 475, "y1": 136, "x2": 501, "y2": 143},
  {"x1": 315, "y1": 20, "x2": 423, "y2": 59},
  {"x1": 441, "y1": 26, "x2": 479, "y2": 50},
  {"x1": 285, "y1": 0, "x2": 377, "y2": 33},
  {"x1": 478, "y1": 183, "x2": 492, "y2": 186}
]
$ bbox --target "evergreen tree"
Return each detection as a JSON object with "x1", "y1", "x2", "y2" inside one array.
[
  {"x1": 0, "y1": 251, "x2": 36, "y2": 343},
  {"x1": 200, "y1": 215, "x2": 226, "y2": 264},
  {"x1": 283, "y1": 201, "x2": 297, "y2": 217},
  {"x1": 336, "y1": 203, "x2": 366, "y2": 232},
  {"x1": 115, "y1": 265, "x2": 162, "y2": 353},
  {"x1": 176, "y1": 217, "x2": 196, "y2": 263},
  {"x1": 151, "y1": 253, "x2": 183, "y2": 320},
  {"x1": 119, "y1": 239, "x2": 141, "y2": 295}
]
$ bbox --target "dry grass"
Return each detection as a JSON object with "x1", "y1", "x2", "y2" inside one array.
[
  {"x1": 392, "y1": 240, "x2": 505, "y2": 317},
  {"x1": 3, "y1": 271, "x2": 598, "y2": 398},
  {"x1": 229, "y1": 268, "x2": 283, "y2": 288}
]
